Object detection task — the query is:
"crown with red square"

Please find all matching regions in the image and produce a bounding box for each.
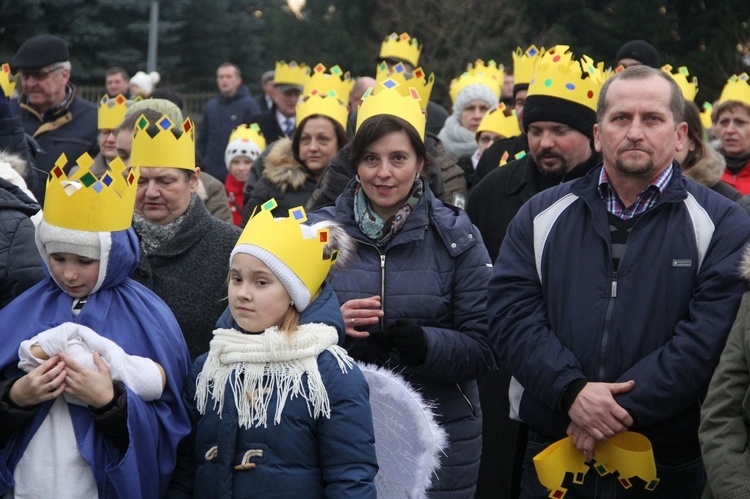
[130,113,195,170]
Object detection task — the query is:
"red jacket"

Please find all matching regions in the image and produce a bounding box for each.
[224,173,245,226]
[720,160,750,195]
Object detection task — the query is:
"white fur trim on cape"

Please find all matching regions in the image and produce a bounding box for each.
[357,362,448,499]
[195,323,352,429]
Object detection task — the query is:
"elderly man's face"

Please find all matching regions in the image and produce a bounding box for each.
[275,88,300,118]
[135,167,199,225]
[594,75,686,179]
[19,64,69,113]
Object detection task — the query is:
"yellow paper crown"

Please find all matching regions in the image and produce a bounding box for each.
[98,94,141,130]
[527,45,605,112]
[379,32,422,67]
[662,64,698,102]
[375,61,435,111]
[131,114,195,170]
[533,432,659,498]
[476,103,521,139]
[512,45,545,86]
[449,59,504,103]
[719,73,750,107]
[43,153,139,232]
[700,101,714,129]
[1,63,15,98]
[357,84,426,140]
[296,92,349,129]
[303,63,354,104]
[274,60,309,87]
[228,123,266,151]
[238,199,337,298]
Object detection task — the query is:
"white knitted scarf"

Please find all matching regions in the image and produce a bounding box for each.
[195,323,352,429]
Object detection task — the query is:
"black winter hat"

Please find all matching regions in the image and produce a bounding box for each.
[522,94,596,140]
[11,34,69,71]
[615,40,660,68]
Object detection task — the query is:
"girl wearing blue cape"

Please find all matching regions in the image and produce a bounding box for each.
[0,156,191,498]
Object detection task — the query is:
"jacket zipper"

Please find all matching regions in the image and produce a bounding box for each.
[379,254,386,329]
[599,271,618,380]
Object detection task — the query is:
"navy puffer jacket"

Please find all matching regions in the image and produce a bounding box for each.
[309,180,496,498]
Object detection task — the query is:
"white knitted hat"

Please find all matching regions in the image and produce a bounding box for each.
[130,71,161,97]
[225,137,263,170]
[453,83,499,119]
[37,220,101,260]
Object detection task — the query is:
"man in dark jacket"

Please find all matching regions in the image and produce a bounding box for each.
[466,46,600,499]
[0,177,43,309]
[489,65,750,497]
[197,63,260,182]
[10,34,98,205]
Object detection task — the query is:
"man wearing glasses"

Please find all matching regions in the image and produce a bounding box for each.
[10,34,97,204]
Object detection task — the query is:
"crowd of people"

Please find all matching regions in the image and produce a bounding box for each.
[0,28,750,499]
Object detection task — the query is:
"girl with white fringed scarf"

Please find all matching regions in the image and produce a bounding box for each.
[168,199,378,499]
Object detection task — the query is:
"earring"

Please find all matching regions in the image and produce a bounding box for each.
[354,174,361,183]
[290,300,294,307]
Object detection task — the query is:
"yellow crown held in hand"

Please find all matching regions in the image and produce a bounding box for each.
[357,85,426,140]
[379,32,422,67]
[274,61,309,87]
[512,45,545,86]
[449,60,504,103]
[229,123,266,151]
[1,63,15,98]
[476,103,521,139]
[44,153,139,232]
[376,61,435,111]
[98,94,140,130]
[239,199,337,298]
[527,45,605,112]
[303,63,354,104]
[719,73,750,106]
[662,65,698,102]
[131,114,195,170]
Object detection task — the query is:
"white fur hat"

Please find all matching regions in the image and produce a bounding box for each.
[130,71,161,97]
[225,137,263,169]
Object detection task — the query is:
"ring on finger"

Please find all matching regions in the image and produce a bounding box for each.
[351,317,356,326]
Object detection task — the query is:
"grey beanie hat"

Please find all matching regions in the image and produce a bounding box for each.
[38,220,101,260]
[453,84,499,119]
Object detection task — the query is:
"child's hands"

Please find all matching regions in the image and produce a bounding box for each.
[9,356,66,407]
[59,352,115,409]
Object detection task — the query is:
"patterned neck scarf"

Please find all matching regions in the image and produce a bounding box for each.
[354,178,423,247]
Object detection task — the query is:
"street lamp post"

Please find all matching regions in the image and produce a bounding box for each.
[147,0,159,73]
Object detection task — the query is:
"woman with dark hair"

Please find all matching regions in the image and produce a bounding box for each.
[678,101,741,201]
[243,111,347,217]
[308,87,496,498]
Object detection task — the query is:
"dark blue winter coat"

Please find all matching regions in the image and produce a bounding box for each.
[488,164,750,461]
[309,180,496,498]
[168,283,377,498]
[12,89,98,205]
[197,85,261,182]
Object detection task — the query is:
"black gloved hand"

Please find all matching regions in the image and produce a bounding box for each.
[361,329,393,366]
[387,320,427,366]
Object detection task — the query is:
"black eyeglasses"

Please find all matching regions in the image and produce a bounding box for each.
[17,65,64,82]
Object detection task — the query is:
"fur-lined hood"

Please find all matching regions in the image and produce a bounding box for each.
[262,138,310,193]
[684,146,726,188]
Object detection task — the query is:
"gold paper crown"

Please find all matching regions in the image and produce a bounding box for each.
[296,92,349,129]
[527,45,605,112]
[274,60,309,87]
[662,64,698,102]
[98,94,141,130]
[303,63,354,104]
[719,73,750,106]
[476,103,521,139]
[44,153,139,232]
[228,123,266,151]
[357,85,426,140]
[239,199,337,298]
[700,101,714,129]
[379,32,422,67]
[375,61,435,111]
[1,63,15,97]
[131,114,195,170]
[512,45,544,86]
[449,59,504,103]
